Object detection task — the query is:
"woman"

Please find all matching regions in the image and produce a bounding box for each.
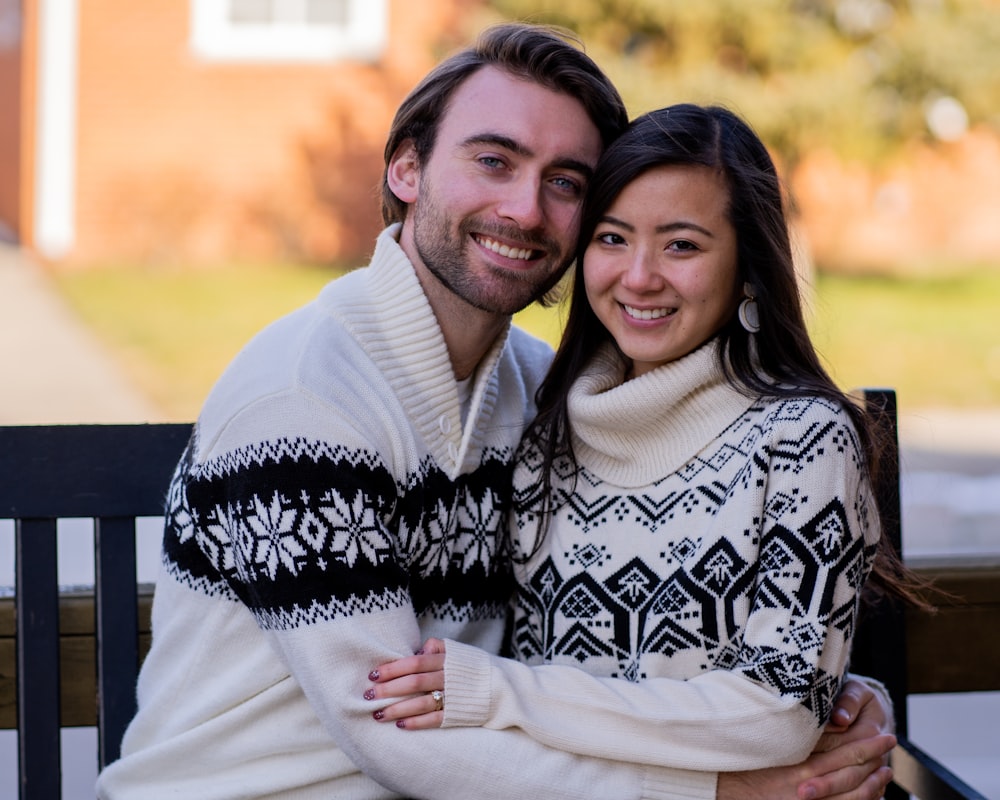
[364,104,909,773]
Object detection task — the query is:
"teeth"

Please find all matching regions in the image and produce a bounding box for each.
[476,235,534,261]
[624,304,672,321]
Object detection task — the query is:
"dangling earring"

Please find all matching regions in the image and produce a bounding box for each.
[738,282,760,333]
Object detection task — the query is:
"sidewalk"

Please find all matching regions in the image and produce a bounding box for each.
[0,244,165,425]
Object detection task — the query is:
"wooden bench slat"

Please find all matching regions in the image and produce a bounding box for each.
[15,518,62,799]
[95,515,141,768]
[857,389,911,732]
[1,589,154,728]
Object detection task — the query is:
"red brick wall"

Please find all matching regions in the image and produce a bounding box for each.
[69,0,476,266]
[793,129,1000,273]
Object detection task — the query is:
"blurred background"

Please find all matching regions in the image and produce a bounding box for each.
[1,0,998,796]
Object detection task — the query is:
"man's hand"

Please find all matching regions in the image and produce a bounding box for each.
[824,677,895,735]
[718,736,894,800]
[719,678,896,800]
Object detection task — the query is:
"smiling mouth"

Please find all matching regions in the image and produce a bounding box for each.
[623,304,676,321]
[473,234,540,261]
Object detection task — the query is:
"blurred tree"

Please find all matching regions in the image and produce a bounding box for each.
[485,0,1000,169]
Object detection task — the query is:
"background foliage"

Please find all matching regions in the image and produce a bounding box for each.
[483,0,1000,168]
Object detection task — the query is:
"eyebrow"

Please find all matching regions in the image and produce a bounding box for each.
[461,133,595,180]
[599,214,715,238]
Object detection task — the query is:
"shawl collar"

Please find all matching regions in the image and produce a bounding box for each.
[326,225,509,474]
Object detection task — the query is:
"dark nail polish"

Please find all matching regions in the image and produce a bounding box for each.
[415,649,425,655]
[373,710,385,720]
[396,720,406,729]
[368,669,380,681]
[363,688,375,701]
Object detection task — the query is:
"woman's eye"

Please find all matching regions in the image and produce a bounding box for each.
[669,240,698,252]
[596,232,625,245]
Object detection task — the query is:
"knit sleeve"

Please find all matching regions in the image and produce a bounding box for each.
[438,398,880,772]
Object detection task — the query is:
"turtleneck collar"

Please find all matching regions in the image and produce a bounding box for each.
[568,339,758,488]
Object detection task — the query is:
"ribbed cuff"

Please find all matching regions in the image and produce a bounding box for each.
[440,639,493,728]
[642,767,717,800]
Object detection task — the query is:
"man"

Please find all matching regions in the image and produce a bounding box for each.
[97,23,893,799]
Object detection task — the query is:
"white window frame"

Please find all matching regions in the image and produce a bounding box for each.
[0,0,22,51]
[190,0,388,63]
[34,0,78,259]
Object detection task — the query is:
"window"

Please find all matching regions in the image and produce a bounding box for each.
[190,0,387,62]
[0,0,22,51]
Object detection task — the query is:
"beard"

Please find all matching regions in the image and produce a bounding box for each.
[410,181,574,316]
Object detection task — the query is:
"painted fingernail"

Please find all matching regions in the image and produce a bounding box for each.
[373,710,385,720]
[415,648,425,655]
[368,669,380,681]
[396,720,406,729]
[363,688,375,701]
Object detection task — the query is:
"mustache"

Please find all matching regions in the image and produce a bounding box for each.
[460,219,559,254]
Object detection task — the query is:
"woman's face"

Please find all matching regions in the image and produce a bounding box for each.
[583,164,740,379]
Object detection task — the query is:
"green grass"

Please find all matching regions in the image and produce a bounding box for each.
[53,264,337,420]
[806,271,1000,409]
[52,264,1000,421]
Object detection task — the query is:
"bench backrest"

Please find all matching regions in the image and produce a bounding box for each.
[0,423,191,799]
[855,390,989,800]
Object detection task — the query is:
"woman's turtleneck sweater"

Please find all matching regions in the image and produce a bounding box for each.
[441,339,880,776]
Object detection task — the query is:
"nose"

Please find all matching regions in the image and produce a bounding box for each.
[620,247,665,292]
[495,174,545,230]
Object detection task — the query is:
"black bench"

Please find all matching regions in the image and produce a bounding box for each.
[851,390,992,800]
[0,391,994,799]
[0,423,191,798]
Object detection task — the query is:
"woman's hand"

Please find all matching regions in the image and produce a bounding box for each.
[364,638,447,729]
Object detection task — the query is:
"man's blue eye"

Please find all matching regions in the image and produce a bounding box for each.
[552,177,581,193]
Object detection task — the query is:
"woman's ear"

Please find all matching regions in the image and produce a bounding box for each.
[386,140,420,205]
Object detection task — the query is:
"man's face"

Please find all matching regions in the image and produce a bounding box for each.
[392,66,604,317]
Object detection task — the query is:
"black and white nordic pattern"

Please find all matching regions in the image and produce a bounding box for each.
[162,436,516,630]
[509,397,875,725]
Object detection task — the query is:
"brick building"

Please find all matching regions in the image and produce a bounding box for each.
[0,0,476,266]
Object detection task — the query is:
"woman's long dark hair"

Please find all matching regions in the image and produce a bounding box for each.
[522,103,924,606]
